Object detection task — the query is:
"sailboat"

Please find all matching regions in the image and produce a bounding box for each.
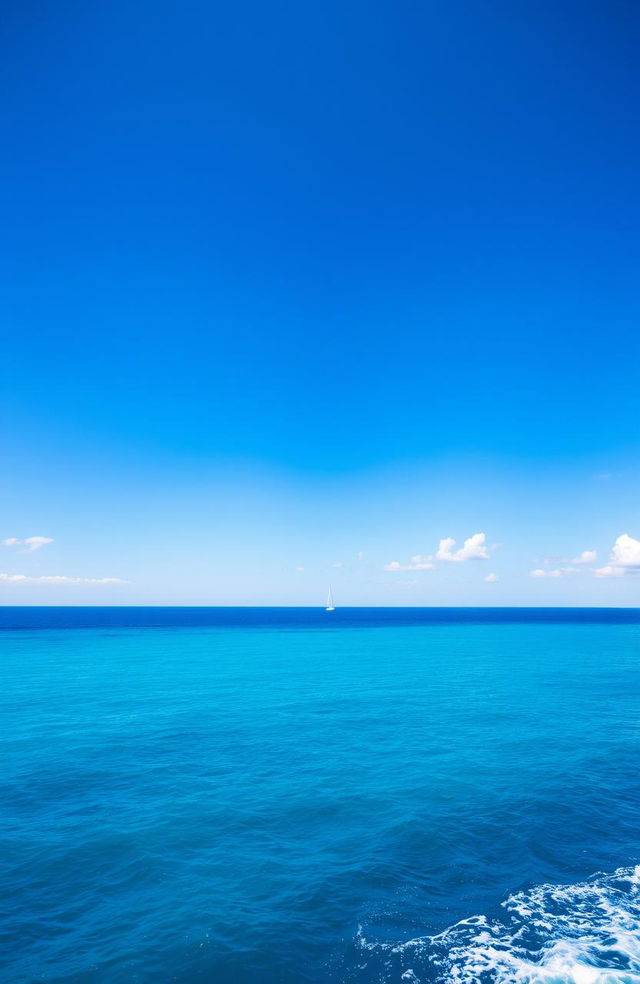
[325,586,335,612]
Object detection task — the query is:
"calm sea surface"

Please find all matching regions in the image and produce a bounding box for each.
[2,607,640,983]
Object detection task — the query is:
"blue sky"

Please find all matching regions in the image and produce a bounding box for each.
[1,0,639,604]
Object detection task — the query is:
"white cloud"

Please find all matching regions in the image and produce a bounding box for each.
[384,554,435,572]
[530,565,581,578]
[410,554,434,569]
[436,533,489,562]
[3,536,54,551]
[331,562,345,568]
[571,550,597,564]
[0,573,127,584]
[295,566,305,572]
[592,565,625,579]
[357,551,364,563]
[593,533,640,578]
[24,536,54,551]
[484,573,500,583]
[609,533,640,569]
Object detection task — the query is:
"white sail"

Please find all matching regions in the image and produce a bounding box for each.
[325,586,335,611]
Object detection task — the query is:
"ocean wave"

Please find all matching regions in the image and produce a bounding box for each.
[355,865,640,983]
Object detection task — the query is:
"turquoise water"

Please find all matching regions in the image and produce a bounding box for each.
[2,608,640,983]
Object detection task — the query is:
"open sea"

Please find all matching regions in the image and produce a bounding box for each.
[2,606,640,984]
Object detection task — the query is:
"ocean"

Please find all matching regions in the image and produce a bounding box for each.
[2,607,639,983]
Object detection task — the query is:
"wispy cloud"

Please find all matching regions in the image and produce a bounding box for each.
[0,573,127,584]
[571,550,597,564]
[24,536,54,552]
[484,572,500,583]
[294,566,305,572]
[436,533,489,562]
[592,565,626,579]
[384,554,435,572]
[529,568,575,579]
[2,536,54,552]
[593,533,640,578]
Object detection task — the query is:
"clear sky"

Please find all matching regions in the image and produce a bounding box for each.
[1,0,639,605]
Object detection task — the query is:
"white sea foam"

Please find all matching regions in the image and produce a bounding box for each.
[355,865,640,983]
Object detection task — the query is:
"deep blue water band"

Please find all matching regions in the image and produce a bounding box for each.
[1,605,639,631]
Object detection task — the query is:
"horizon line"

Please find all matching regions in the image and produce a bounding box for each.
[0,604,638,611]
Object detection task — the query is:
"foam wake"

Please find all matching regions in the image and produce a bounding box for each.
[356,865,640,983]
